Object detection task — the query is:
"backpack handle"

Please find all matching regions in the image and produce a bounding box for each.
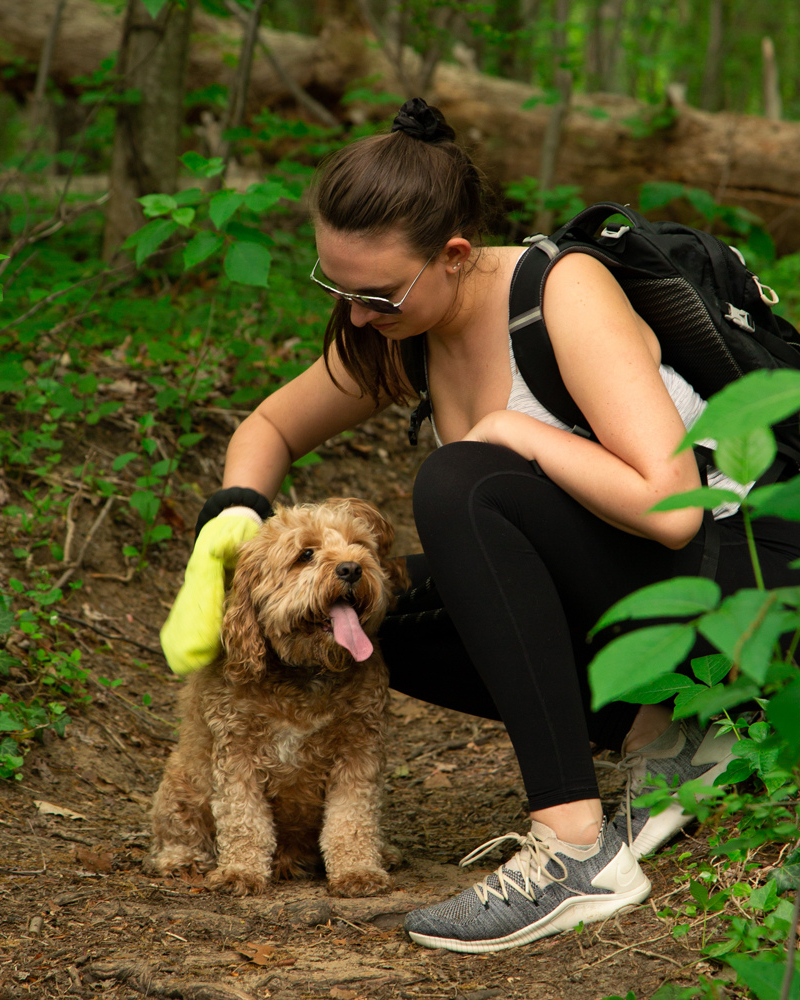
[554,202,652,239]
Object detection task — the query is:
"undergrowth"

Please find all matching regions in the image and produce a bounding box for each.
[1,101,800,1000]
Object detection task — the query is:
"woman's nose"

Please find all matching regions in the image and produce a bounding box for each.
[349,300,381,327]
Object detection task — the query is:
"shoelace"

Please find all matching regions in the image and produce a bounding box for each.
[596,754,646,848]
[459,831,568,906]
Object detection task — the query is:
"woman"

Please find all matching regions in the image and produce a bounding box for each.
[161,98,800,953]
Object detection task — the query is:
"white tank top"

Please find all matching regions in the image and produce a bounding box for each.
[430,339,750,519]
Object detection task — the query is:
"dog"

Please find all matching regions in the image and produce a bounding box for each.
[147,497,408,897]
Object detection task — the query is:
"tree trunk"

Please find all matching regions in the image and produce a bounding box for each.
[535,0,572,233]
[101,0,194,261]
[700,0,724,112]
[762,36,782,121]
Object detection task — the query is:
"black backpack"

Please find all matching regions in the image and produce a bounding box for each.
[401,202,800,468]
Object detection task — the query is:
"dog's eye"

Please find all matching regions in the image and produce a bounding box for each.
[297,548,314,563]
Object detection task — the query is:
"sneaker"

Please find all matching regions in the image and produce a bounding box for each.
[403,819,650,954]
[612,717,737,859]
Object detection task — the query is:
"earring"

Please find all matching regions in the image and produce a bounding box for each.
[453,262,462,271]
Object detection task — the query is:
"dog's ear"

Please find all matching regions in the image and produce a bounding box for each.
[221,548,269,684]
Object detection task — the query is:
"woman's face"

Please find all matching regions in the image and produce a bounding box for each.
[314,223,457,340]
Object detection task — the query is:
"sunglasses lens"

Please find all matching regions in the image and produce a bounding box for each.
[361,297,400,315]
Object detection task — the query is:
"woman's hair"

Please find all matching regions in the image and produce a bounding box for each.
[312,99,488,406]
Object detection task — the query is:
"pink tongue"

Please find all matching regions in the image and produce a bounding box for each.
[329,601,373,662]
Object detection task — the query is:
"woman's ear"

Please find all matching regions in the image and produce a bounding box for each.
[442,237,472,272]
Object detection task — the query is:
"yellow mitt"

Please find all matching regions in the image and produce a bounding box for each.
[160,505,265,675]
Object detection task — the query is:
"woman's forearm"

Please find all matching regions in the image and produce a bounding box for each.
[222,408,294,502]
[464,410,702,549]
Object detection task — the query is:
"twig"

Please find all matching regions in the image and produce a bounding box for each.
[580,929,675,969]
[223,1,338,127]
[53,496,117,592]
[0,196,109,280]
[781,883,800,1000]
[56,611,163,658]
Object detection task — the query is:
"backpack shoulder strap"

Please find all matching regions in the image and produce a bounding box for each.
[399,334,431,446]
[509,239,592,436]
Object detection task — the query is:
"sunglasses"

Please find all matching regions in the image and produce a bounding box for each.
[309,253,436,315]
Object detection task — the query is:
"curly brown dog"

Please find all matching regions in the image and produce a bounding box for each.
[147,498,408,897]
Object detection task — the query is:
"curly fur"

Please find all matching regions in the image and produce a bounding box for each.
[147,498,408,897]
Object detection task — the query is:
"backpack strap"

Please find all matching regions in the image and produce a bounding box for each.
[509,240,593,437]
[400,334,431,446]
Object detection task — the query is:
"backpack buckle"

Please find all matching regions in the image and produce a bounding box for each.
[600,225,631,239]
[724,303,756,333]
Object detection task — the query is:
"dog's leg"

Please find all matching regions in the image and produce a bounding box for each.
[204,750,276,896]
[147,752,216,877]
[320,756,392,898]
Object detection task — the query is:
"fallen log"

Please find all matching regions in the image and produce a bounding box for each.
[2,0,799,252]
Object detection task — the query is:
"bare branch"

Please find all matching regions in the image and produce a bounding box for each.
[223,0,338,127]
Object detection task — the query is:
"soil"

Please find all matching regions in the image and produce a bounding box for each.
[0,401,737,1000]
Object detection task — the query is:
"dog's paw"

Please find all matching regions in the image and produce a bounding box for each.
[381,842,403,870]
[205,866,271,896]
[144,848,214,878]
[328,868,393,898]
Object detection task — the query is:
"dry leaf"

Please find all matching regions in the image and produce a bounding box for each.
[330,989,358,1000]
[76,847,114,872]
[237,942,276,966]
[422,771,452,789]
[34,800,86,820]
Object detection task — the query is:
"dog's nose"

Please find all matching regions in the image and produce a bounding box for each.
[335,561,362,584]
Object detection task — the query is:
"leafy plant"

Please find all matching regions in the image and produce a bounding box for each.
[592,369,800,999]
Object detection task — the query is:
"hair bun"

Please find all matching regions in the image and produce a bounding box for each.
[390,97,454,143]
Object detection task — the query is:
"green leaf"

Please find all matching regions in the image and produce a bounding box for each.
[225,222,274,248]
[590,577,720,638]
[183,231,224,270]
[680,370,800,450]
[691,653,732,686]
[589,624,696,710]
[112,452,138,471]
[141,0,169,15]
[139,193,178,218]
[293,451,322,467]
[223,242,271,288]
[689,878,709,909]
[650,487,743,512]
[767,677,800,760]
[171,207,195,227]
[639,181,688,213]
[244,181,287,213]
[686,187,717,222]
[713,427,776,486]
[173,187,205,206]
[209,190,245,230]
[750,475,800,521]
[180,151,225,178]
[622,672,698,704]
[673,676,761,722]
[727,953,800,1000]
[129,490,160,524]
[698,590,795,684]
[123,219,178,267]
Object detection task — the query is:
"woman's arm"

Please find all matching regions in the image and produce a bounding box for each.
[223,349,390,502]
[464,253,703,549]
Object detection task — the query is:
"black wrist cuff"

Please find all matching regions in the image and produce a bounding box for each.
[194,487,274,539]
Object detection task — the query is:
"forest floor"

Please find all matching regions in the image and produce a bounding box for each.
[0,400,752,1000]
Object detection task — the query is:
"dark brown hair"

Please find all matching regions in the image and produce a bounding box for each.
[312,103,488,405]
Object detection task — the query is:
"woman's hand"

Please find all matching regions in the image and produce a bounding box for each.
[462,410,541,461]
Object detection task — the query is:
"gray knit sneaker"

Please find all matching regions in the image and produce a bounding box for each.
[403,819,650,954]
[612,717,738,859]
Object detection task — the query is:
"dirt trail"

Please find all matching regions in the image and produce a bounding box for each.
[1,405,717,1000]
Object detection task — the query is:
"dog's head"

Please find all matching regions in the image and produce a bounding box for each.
[221,498,409,682]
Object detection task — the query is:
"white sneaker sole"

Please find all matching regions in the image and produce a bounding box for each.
[630,755,735,859]
[406,874,652,954]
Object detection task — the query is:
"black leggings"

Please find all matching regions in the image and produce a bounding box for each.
[379,442,800,811]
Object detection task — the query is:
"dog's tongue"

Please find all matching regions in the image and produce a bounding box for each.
[329,601,373,662]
